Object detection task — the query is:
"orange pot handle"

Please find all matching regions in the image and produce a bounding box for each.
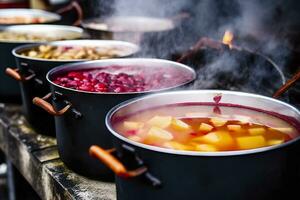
[5,67,35,82]
[32,93,71,116]
[89,145,147,178]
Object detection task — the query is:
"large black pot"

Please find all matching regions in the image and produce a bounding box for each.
[33,59,196,180]
[6,40,139,136]
[0,24,83,103]
[90,90,300,200]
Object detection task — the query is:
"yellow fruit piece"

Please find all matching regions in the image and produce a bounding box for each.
[236,135,266,150]
[163,141,193,151]
[269,127,294,134]
[227,125,242,131]
[248,128,265,135]
[171,118,191,131]
[123,121,144,130]
[199,123,214,132]
[147,116,172,128]
[192,131,234,149]
[267,139,284,146]
[128,135,143,142]
[234,115,251,124]
[210,118,227,127]
[195,144,218,152]
[147,127,174,141]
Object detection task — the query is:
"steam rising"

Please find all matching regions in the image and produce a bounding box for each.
[96,0,291,96]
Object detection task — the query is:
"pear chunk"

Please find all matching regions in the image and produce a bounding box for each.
[248,128,265,135]
[171,118,191,131]
[123,121,144,130]
[210,118,227,127]
[147,127,174,141]
[147,116,172,128]
[192,131,234,149]
[227,125,242,131]
[195,144,218,152]
[199,123,214,132]
[236,135,266,150]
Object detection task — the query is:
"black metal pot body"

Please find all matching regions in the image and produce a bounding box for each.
[15,56,72,136]
[0,40,28,103]
[46,59,195,180]
[104,90,300,200]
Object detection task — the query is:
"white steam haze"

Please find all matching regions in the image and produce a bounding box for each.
[95,0,293,96]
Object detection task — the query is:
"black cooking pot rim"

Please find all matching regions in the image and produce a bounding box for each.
[12,40,140,62]
[46,58,196,95]
[105,90,300,157]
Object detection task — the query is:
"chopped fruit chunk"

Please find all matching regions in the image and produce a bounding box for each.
[193,131,234,149]
[123,121,144,130]
[227,125,242,131]
[210,118,227,127]
[128,136,142,142]
[171,118,191,131]
[269,127,294,134]
[267,139,284,146]
[195,144,218,152]
[185,112,207,118]
[248,128,265,135]
[163,141,193,150]
[147,116,172,128]
[234,115,251,124]
[199,123,214,132]
[147,127,173,141]
[236,136,266,150]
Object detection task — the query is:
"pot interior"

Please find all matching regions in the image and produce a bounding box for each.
[47,58,196,94]
[0,8,61,24]
[0,25,83,43]
[107,90,300,155]
[14,40,139,61]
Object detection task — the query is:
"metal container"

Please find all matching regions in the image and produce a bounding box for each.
[0,24,83,103]
[90,90,300,200]
[6,40,138,136]
[34,59,196,179]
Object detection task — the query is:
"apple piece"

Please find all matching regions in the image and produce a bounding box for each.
[147,116,172,128]
[195,144,218,152]
[192,131,234,149]
[147,127,174,141]
[269,127,294,134]
[123,121,144,130]
[227,125,242,131]
[236,135,266,150]
[267,139,285,146]
[248,128,265,135]
[128,135,143,142]
[199,123,214,132]
[163,141,193,151]
[210,117,227,127]
[171,118,191,131]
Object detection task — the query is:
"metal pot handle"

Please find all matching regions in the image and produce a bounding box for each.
[89,145,148,178]
[5,67,35,82]
[56,1,83,26]
[33,93,71,116]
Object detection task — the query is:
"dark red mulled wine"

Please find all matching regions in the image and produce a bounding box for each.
[52,65,193,93]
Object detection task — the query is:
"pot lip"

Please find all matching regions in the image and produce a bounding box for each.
[82,15,175,33]
[105,90,300,157]
[46,58,196,95]
[0,25,83,44]
[12,39,140,62]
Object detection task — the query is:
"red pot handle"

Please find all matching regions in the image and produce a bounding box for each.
[89,145,148,178]
[56,1,83,26]
[33,93,71,116]
[5,67,35,82]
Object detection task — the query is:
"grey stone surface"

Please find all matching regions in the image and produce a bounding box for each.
[0,105,116,200]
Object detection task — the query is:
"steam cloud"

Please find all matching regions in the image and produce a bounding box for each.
[98,0,292,96]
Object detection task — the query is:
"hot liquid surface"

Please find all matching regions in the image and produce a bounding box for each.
[113,104,299,152]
